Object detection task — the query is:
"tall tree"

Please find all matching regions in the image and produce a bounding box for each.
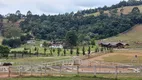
[65,31,78,47]
[76,47,79,56]
[82,46,85,55]
[27,11,32,16]
[29,49,32,57]
[57,48,61,56]
[44,48,47,55]
[88,46,91,57]
[63,48,66,56]
[16,10,21,15]
[70,48,73,56]
[50,49,53,56]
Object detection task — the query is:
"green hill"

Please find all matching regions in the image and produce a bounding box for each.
[102,25,142,48]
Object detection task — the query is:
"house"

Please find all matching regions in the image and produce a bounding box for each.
[99,42,129,48]
[49,44,63,49]
[48,41,64,49]
[40,44,43,47]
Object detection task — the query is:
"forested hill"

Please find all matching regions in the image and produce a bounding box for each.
[1,0,142,47]
[19,0,142,40]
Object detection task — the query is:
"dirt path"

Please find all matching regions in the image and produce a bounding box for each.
[0,74,18,78]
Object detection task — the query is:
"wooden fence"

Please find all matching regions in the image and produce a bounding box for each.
[0,65,142,79]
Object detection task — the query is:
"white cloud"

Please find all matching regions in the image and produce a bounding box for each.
[0,0,123,15]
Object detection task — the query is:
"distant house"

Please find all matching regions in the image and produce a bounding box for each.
[27,40,35,44]
[99,42,129,48]
[40,44,43,47]
[49,44,63,49]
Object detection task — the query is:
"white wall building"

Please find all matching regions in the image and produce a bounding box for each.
[49,44,63,49]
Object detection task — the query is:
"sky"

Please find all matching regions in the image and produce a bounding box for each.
[0,0,124,15]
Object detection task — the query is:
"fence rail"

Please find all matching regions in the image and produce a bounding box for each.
[0,65,142,78]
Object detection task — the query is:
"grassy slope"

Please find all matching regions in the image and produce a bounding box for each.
[0,19,24,45]
[87,5,142,16]
[102,25,142,48]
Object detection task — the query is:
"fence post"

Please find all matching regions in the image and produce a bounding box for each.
[31,65,33,76]
[60,65,62,77]
[115,66,118,80]
[94,65,96,77]
[22,53,24,58]
[19,66,22,76]
[8,66,11,77]
[40,66,42,76]
[45,65,47,76]
[77,65,79,75]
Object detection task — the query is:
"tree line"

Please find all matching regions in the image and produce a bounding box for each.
[78,0,142,15]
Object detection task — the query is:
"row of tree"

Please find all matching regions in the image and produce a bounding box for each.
[9,45,113,59]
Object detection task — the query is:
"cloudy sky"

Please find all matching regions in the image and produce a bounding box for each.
[0,0,124,15]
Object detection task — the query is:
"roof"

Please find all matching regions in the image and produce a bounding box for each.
[99,42,128,46]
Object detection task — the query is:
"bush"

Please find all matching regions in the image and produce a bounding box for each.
[2,38,21,48]
[0,45,10,57]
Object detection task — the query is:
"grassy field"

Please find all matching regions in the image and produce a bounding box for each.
[86,5,142,16]
[0,56,71,64]
[101,25,142,48]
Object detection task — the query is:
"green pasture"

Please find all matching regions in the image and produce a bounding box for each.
[0,56,71,64]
